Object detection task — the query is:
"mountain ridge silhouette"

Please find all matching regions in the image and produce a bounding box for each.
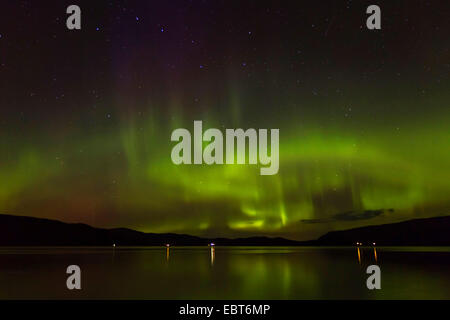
[1,213,449,246]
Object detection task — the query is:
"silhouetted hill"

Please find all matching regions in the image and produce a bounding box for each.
[1,214,450,246]
[0,214,301,246]
[316,215,450,246]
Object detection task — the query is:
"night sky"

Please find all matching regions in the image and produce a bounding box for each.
[0,1,449,240]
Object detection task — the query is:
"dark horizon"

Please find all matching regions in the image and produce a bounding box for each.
[1,213,450,246]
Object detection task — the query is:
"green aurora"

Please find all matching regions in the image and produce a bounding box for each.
[1,84,449,240]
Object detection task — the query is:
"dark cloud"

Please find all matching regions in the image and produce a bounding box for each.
[300,209,392,224]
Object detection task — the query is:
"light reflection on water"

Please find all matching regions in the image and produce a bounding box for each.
[0,246,449,299]
[210,247,215,266]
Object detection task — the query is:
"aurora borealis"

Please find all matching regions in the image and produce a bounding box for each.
[0,1,449,240]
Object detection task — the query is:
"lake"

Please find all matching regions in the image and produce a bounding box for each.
[0,246,449,299]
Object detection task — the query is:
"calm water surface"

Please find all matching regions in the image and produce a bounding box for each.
[0,246,449,299]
